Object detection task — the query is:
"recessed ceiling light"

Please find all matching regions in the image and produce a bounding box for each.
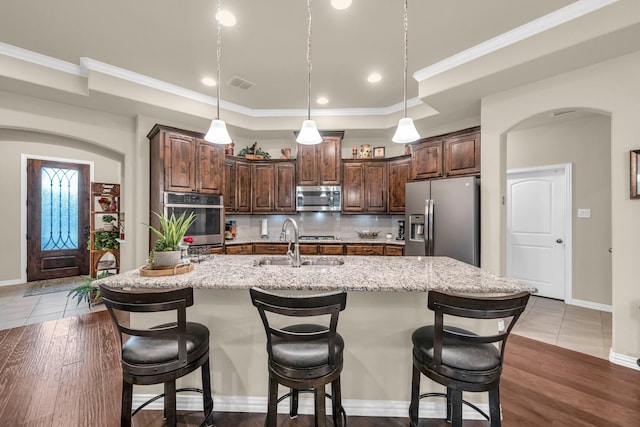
[331,0,352,10]
[201,77,217,87]
[316,96,329,105]
[216,10,236,27]
[367,73,382,83]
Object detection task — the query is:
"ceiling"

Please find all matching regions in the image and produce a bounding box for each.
[1,0,639,135]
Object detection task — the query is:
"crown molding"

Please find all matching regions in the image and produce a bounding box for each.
[0,41,84,76]
[413,0,620,82]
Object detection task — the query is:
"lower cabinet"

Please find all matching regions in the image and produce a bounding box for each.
[225,244,253,255]
[345,244,385,256]
[385,245,404,256]
[254,243,288,255]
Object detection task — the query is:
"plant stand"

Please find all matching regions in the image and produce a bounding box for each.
[90,183,121,278]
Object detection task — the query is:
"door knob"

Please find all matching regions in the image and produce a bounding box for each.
[556,239,563,244]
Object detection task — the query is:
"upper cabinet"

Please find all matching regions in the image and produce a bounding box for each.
[251,160,296,214]
[224,157,251,214]
[296,131,344,186]
[342,160,388,213]
[410,127,480,180]
[443,129,480,177]
[388,155,412,213]
[148,124,224,195]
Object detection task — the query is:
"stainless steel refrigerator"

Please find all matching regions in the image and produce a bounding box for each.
[405,177,480,266]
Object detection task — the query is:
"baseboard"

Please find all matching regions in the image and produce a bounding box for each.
[609,348,640,370]
[0,278,25,287]
[565,298,612,313]
[132,394,490,419]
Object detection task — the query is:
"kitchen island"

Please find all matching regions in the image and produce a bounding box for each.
[96,256,535,418]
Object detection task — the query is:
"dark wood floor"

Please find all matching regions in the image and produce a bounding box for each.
[1,311,639,426]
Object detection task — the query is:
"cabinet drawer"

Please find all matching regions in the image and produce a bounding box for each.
[225,244,253,255]
[345,244,385,256]
[254,243,288,255]
[319,244,344,255]
[300,244,319,255]
[210,246,224,254]
[385,245,404,256]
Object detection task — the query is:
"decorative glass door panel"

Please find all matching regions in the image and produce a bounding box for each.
[41,167,79,251]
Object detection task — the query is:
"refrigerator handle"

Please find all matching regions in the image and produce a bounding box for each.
[427,199,434,256]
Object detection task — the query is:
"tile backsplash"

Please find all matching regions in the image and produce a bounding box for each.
[226,213,404,241]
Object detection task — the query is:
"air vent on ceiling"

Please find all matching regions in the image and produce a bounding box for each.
[228,76,255,90]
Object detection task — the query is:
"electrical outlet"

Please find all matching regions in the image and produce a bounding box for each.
[577,208,591,218]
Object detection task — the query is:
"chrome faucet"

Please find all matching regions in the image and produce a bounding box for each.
[280,218,301,267]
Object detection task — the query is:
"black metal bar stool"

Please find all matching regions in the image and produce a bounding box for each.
[409,290,530,427]
[99,284,214,427]
[250,287,348,427]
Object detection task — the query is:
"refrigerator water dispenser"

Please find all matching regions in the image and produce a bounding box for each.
[409,214,425,241]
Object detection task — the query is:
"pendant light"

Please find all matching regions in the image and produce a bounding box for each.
[296,0,323,145]
[204,0,232,145]
[392,0,420,143]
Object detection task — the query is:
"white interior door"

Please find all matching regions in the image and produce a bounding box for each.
[507,165,570,300]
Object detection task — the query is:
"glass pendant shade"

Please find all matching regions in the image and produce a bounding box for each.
[296,119,323,145]
[392,117,420,143]
[204,119,232,145]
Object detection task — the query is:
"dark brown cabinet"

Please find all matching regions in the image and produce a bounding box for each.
[225,244,253,254]
[345,244,385,256]
[148,125,224,195]
[342,160,388,213]
[253,243,288,255]
[296,132,343,186]
[251,160,296,213]
[385,245,404,256]
[388,156,412,213]
[443,130,480,177]
[224,157,251,213]
[410,127,480,181]
[412,139,443,180]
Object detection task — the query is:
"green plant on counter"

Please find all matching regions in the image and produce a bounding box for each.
[94,231,120,250]
[146,211,197,252]
[238,141,271,159]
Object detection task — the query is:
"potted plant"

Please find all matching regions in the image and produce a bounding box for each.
[67,273,110,307]
[94,231,120,250]
[145,211,197,268]
[101,214,117,231]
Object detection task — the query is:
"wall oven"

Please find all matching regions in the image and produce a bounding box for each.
[163,192,224,246]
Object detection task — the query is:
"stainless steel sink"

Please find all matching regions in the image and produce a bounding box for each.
[301,258,344,266]
[255,257,344,267]
[255,257,296,266]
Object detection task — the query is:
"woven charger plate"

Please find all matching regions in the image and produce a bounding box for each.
[139,263,194,277]
[356,231,380,239]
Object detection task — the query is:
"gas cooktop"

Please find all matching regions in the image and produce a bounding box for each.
[299,235,337,241]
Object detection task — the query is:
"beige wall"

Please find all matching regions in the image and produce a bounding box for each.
[506,114,612,305]
[481,51,640,358]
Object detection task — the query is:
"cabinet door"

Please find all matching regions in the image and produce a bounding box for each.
[388,157,411,213]
[300,244,319,255]
[254,243,288,254]
[196,138,224,194]
[274,162,296,212]
[297,144,318,185]
[412,140,443,180]
[165,132,196,192]
[385,245,404,256]
[235,160,251,213]
[342,162,365,212]
[365,162,387,212]
[251,163,274,212]
[319,244,344,255]
[345,244,385,255]
[444,131,480,176]
[318,136,341,185]
[225,244,253,254]
[223,158,236,212]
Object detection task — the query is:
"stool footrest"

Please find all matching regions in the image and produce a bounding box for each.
[276,389,348,425]
[131,388,214,427]
[418,392,490,421]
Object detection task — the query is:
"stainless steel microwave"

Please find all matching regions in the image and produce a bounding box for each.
[296,185,342,212]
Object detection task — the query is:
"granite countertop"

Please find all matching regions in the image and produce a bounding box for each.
[96,255,536,294]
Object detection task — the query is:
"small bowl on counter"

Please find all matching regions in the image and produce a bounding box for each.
[356,230,380,239]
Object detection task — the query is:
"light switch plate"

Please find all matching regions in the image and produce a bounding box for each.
[577,208,591,218]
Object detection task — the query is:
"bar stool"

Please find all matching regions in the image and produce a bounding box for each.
[99,285,214,427]
[409,290,530,427]
[250,287,348,427]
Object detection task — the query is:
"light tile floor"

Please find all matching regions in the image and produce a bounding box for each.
[0,284,612,360]
[0,283,106,330]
